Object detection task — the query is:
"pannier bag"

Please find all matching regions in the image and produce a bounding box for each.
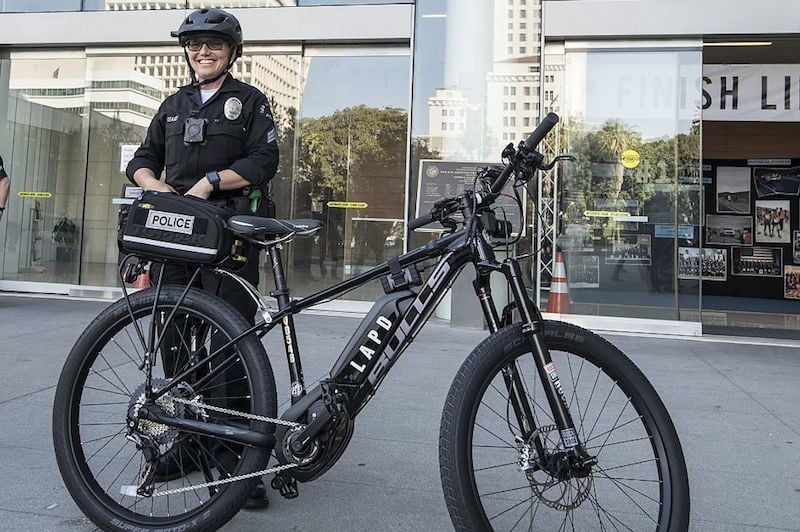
[119,190,235,265]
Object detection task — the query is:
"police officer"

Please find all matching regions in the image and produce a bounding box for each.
[125,7,277,509]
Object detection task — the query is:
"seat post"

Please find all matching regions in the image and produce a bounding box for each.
[267,243,291,311]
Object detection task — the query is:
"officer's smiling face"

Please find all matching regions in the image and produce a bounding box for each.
[187,36,232,82]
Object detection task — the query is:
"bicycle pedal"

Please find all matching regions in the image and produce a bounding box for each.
[270,474,299,499]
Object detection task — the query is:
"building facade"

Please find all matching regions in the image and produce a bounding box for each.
[0,0,798,337]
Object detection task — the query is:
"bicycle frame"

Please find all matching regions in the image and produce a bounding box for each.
[126,216,585,467]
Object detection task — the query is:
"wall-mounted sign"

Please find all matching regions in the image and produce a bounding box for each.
[417,160,524,233]
[119,143,139,173]
[17,191,52,198]
[748,158,791,166]
[583,210,629,218]
[655,224,695,240]
[704,64,800,122]
[621,149,640,169]
[327,201,368,209]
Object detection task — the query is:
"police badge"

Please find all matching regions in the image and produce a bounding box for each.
[224,97,242,120]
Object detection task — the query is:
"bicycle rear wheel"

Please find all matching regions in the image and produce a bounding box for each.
[440,321,689,531]
[53,287,276,532]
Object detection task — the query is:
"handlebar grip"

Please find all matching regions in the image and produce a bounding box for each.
[524,112,559,150]
[408,213,434,231]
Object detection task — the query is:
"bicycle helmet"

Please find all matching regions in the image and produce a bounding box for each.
[171,8,243,86]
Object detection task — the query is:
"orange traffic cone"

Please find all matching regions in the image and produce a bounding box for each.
[546,251,570,314]
[132,265,151,289]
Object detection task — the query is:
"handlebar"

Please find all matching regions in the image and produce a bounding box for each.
[489,112,559,194]
[524,112,559,151]
[408,212,434,231]
[409,112,561,231]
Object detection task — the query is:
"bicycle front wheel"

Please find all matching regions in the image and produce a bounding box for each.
[440,321,689,531]
[53,287,277,532]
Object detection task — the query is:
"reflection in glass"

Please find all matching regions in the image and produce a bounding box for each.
[0,0,82,12]
[90,1,297,11]
[410,0,544,296]
[81,48,301,288]
[557,48,702,321]
[289,54,410,300]
[0,54,90,284]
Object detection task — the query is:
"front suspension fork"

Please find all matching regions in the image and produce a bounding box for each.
[474,258,585,456]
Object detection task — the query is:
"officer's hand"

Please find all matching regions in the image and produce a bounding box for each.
[148,181,178,194]
[185,178,213,200]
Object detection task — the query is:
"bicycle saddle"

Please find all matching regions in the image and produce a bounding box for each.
[228,216,324,239]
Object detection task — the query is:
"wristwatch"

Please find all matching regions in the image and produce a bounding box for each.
[205,171,221,193]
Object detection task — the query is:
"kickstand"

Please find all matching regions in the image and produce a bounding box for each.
[270,473,299,499]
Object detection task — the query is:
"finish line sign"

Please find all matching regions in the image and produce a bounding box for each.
[704,64,800,122]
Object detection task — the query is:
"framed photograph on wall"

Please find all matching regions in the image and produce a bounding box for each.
[706,215,752,245]
[754,200,791,244]
[606,234,651,265]
[732,247,782,277]
[701,248,727,281]
[784,266,800,300]
[716,166,751,214]
[677,247,700,279]
[678,247,727,281]
[794,231,800,263]
[567,255,600,288]
[753,166,800,197]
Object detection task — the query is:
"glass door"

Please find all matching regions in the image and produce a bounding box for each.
[549,40,703,323]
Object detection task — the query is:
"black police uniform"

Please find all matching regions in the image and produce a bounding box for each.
[126,73,278,323]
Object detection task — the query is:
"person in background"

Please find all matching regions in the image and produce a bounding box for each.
[0,155,10,222]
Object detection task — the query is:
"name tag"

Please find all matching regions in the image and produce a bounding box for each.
[145,210,195,235]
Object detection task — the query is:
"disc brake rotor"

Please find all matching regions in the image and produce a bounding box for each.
[522,424,592,511]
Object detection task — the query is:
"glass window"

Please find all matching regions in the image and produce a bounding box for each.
[289,53,410,300]
[1,0,81,12]
[554,44,702,321]
[520,9,526,17]
[520,47,526,54]
[411,0,542,282]
[0,53,90,284]
[298,0,412,4]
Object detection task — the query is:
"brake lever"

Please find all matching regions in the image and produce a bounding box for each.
[539,154,577,171]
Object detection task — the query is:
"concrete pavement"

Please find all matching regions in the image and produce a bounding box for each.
[0,293,798,531]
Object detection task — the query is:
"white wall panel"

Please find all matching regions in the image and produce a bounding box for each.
[0,5,412,47]
[544,0,800,39]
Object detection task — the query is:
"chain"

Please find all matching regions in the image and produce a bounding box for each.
[151,462,299,497]
[127,397,305,498]
[171,396,304,428]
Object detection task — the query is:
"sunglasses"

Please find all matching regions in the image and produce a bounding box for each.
[185,38,226,52]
